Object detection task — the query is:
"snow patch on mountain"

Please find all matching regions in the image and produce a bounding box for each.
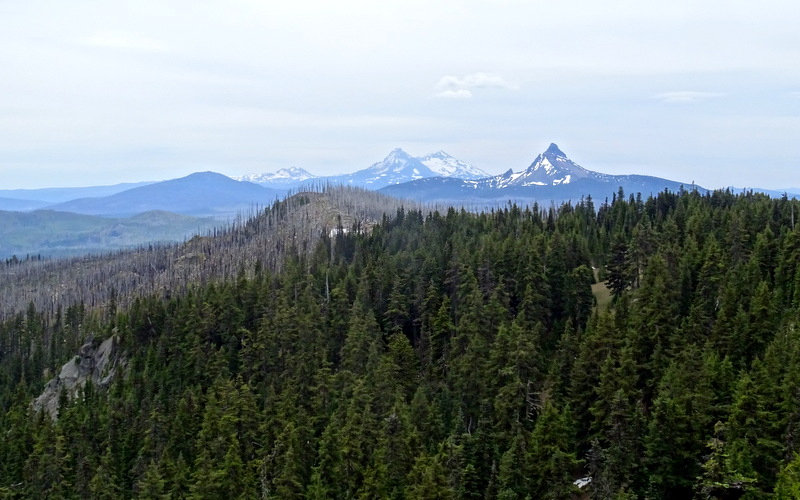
[483,143,606,188]
[237,149,490,191]
[236,167,316,187]
[327,148,439,189]
[419,151,490,180]
[328,148,490,188]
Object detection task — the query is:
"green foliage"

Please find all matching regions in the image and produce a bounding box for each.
[529,402,580,499]
[695,422,757,499]
[775,453,800,499]
[1,189,799,497]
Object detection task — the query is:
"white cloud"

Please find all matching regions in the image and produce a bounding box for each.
[655,91,723,103]
[435,72,518,98]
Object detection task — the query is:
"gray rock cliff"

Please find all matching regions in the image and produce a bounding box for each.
[33,335,123,418]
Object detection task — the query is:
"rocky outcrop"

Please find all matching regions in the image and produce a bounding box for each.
[33,335,122,418]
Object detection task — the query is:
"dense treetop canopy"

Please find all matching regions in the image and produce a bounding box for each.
[1,187,800,498]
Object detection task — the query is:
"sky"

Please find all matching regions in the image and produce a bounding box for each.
[1,0,799,190]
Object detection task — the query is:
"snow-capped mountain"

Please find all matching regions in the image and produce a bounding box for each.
[234,149,488,191]
[419,151,490,180]
[325,148,439,189]
[236,167,317,187]
[324,148,490,189]
[483,143,603,189]
[380,143,703,205]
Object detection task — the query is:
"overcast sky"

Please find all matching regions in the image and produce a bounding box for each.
[2,0,799,190]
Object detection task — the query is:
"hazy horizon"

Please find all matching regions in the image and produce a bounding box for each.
[2,145,799,194]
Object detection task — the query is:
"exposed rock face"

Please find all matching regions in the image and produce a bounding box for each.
[33,335,122,418]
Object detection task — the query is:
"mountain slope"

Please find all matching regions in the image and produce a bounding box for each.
[0,186,419,316]
[418,151,490,180]
[48,172,281,217]
[483,143,599,188]
[324,148,439,189]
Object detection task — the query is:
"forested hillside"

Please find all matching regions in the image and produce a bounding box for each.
[2,187,800,498]
[0,186,417,317]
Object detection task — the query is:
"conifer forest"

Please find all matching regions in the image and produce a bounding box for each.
[3,187,800,499]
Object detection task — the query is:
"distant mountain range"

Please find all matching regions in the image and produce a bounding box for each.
[0,181,155,204]
[237,149,490,190]
[379,144,705,205]
[231,144,717,205]
[2,143,798,259]
[47,172,281,217]
[2,144,798,221]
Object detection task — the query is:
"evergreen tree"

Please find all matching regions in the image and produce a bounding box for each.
[405,450,456,499]
[529,401,580,499]
[497,427,531,499]
[775,453,800,499]
[136,459,170,500]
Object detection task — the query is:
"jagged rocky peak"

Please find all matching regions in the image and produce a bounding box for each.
[526,143,590,178]
[489,142,596,188]
[544,143,567,158]
[369,148,424,173]
[382,148,415,164]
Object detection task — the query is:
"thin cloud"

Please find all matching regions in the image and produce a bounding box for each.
[79,32,168,52]
[655,91,723,103]
[435,72,518,98]
[437,89,473,99]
